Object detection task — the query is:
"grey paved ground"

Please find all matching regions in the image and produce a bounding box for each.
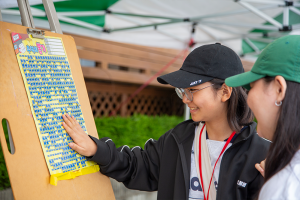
[0,179,157,200]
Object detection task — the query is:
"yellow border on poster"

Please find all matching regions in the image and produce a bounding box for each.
[50,165,100,186]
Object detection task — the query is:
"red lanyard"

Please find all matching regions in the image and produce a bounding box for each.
[198,124,236,200]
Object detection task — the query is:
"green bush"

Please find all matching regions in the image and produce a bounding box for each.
[0,120,11,190]
[0,115,184,190]
[95,114,184,148]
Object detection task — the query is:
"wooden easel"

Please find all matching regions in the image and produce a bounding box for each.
[0,20,115,200]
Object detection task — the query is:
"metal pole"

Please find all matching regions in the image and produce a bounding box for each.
[197,25,219,40]
[293,24,300,30]
[201,21,278,31]
[25,0,35,27]
[56,11,106,17]
[184,104,190,121]
[238,1,282,29]
[0,7,2,21]
[240,0,300,7]
[190,5,277,21]
[156,29,186,43]
[17,0,35,27]
[111,13,186,43]
[244,37,260,53]
[42,0,63,34]
[109,11,181,21]
[58,15,102,31]
[290,7,300,17]
[106,20,183,32]
[184,43,191,121]
[194,36,243,45]
[239,0,286,5]
[247,36,274,43]
[283,7,289,26]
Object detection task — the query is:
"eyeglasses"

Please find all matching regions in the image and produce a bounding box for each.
[175,84,214,102]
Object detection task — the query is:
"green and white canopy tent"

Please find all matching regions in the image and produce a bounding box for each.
[1,0,299,119]
[1,0,300,59]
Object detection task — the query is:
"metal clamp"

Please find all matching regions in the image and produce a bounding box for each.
[27,28,45,39]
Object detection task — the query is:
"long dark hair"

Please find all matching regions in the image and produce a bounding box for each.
[264,76,300,181]
[210,78,254,132]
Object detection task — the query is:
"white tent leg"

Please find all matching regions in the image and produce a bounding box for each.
[0,7,2,21]
[283,7,289,26]
[17,0,35,27]
[42,0,62,34]
[184,104,190,121]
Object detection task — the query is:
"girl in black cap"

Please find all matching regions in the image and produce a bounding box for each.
[62,44,269,200]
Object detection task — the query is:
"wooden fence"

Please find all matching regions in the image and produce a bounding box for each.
[68,34,254,117]
[68,34,186,117]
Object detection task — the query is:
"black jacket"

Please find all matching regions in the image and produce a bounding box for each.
[88,120,270,200]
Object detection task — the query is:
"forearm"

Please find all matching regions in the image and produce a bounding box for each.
[86,135,165,191]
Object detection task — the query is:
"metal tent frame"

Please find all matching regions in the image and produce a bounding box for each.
[1,0,62,33]
[1,0,300,55]
[1,0,299,120]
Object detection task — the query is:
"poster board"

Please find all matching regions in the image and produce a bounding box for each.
[11,31,100,186]
[0,21,115,200]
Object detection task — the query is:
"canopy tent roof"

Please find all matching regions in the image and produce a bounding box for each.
[1,0,300,58]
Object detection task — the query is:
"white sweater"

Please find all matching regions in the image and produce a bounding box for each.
[259,150,300,200]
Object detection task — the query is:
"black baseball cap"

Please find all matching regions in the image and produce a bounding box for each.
[157,43,244,88]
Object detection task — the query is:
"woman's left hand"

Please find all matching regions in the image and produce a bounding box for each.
[255,159,266,177]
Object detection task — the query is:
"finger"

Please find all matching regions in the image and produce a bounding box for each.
[255,163,264,172]
[72,116,80,125]
[66,113,76,125]
[69,142,86,156]
[255,163,265,177]
[62,114,74,128]
[71,115,81,130]
[261,160,265,169]
[63,122,77,138]
[73,116,85,133]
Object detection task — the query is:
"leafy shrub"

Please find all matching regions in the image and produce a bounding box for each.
[0,120,11,190]
[95,114,183,148]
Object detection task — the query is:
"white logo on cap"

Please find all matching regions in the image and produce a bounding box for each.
[190,80,202,86]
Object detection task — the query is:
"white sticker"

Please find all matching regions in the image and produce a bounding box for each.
[237,180,247,187]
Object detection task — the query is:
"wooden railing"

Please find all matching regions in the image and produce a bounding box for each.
[69,34,186,87]
[67,34,254,117]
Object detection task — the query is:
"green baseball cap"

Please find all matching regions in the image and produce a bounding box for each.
[225,35,300,90]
